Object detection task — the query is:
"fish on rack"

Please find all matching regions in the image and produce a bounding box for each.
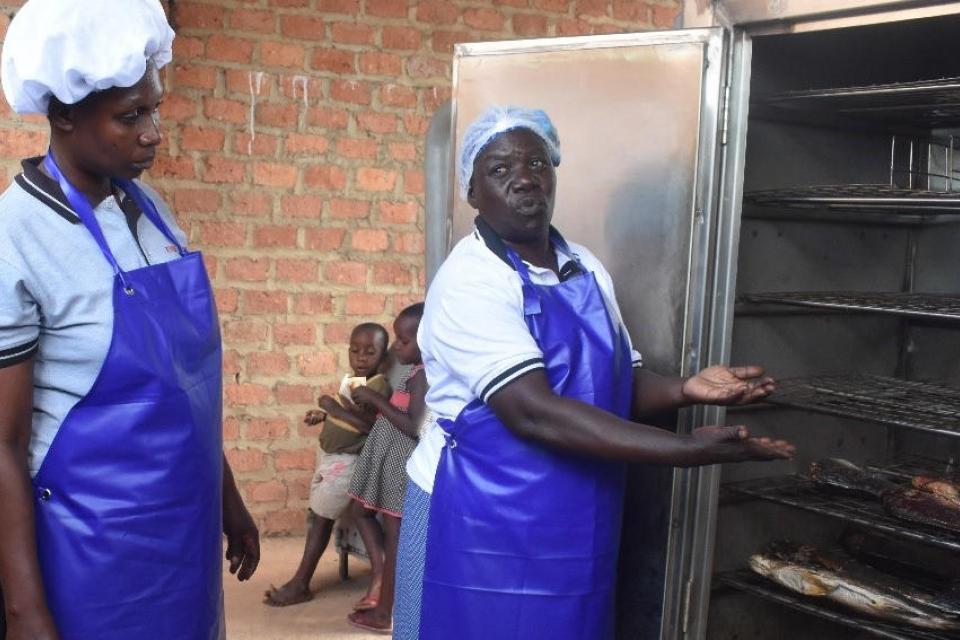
[749,541,960,631]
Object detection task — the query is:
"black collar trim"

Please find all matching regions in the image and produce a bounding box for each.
[473,216,583,281]
[16,157,79,224]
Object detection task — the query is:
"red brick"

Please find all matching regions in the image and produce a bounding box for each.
[392,293,424,314]
[260,508,309,535]
[416,0,458,24]
[556,18,593,35]
[253,162,298,188]
[422,85,451,112]
[304,165,348,191]
[248,351,291,375]
[318,0,359,13]
[373,261,413,285]
[275,447,317,471]
[223,417,241,440]
[294,292,335,314]
[366,0,408,17]
[148,155,196,180]
[161,95,198,121]
[243,290,289,314]
[431,30,474,54]
[351,229,390,251]
[206,35,255,63]
[330,22,375,45]
[652,4,679,27]
[172,64,217,90]
[356,168,397,192]
[215,288,239,313]
[382,26,421,50]
[297,351,337,376]
[513,13,548,35]
[281,195,324,219]
[247,479,287,503]
[274,323,317,345]
[246,418,290,440]
[404,169,425,194]
[612,0,647,20]
[180,125,225,152]
[176,190,223,214]
[331,80,372,105]
[495,0,528,6]
[230,8,277,33]
[325,261,368,285]
[307,107,351,129]
[230,191,274,217]
[225,384,272,407]
[234,132,279,156]
[280,76,324,103]
[203,255,219,280]
[254,225,298,248]
[387,142,416,161]
[406,55,449,79]
[329,198,371,219]
[322,322,353,345]
[203,97,248,124]
[223,350,243,376]
[261,41,306,68]
[277,258,320,282]
[346,292,387,315]
[279,15,326,40]
[359,52,403,76]
[311,48,356,74]
[225,258,270,282]
[464,7,505,30]
[275,384,315,404]
[203,157,246,184]
[301,230,343,253]
[256,103,299,128]
[336,138,378,160]
[178,3,226,29]
[174,36,205,59]
[575,0,608,16]
[270,0,310,6]
[223,319,270,343]
[378,84,417,108]
[379,200,418,223]
[355,112,397,134]
[285,133,329,155]
[593,23,627,34]
[396,231,426,254]
[534,0,569,9]
[226,447,267,472]
[226,69,274,96]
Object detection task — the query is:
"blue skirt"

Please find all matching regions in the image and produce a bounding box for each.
[393,479,431,639]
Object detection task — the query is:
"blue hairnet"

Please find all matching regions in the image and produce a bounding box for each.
[458,105,561,200]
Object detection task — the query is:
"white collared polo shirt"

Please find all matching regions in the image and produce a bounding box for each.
[407,224,643,494]
[0,158,188,476]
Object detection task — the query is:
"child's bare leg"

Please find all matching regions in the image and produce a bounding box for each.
[352,499,385,605]
[264,510,334,607]
[348,513,400,630]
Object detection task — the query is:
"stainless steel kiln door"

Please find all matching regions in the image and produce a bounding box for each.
[425,27,732,640]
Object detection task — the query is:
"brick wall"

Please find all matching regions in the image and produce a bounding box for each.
[0,0,680,534]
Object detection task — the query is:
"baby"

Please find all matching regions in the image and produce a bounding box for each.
[263,322,390,607]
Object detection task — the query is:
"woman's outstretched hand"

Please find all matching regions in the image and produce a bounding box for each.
[693,425,795,462]
[682,365,775,406]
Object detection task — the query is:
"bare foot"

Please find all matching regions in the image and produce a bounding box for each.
[347,609,392,634]
[263,580,313,607]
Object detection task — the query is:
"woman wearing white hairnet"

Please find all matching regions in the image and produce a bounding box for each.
[392,106,795,639]
[0,1,258,638]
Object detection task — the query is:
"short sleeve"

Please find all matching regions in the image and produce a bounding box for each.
[420,271,544,403]
[0,257,40,367]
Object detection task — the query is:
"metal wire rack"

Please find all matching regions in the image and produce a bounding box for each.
[867,454,960,483]
[738,292,960,321]
[724,474,960,552]
[716,571,960,640]
[756,77,960,127]
[764,374,960,438]
[744,184,960,212]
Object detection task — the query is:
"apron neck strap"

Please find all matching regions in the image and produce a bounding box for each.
[474,216,585,287]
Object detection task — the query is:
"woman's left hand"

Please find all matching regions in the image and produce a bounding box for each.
[681,365,775,406]
[223,493,260,581]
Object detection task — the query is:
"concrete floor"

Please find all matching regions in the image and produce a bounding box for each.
[223,536,383,640]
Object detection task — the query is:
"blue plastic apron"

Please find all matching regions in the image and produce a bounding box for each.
[31,154,224,640]
[419,231,634,640]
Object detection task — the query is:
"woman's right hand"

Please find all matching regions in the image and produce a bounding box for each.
[6,608,60,640]
[692,425,795,462]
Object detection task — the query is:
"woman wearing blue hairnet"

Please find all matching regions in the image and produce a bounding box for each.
[392,106,795,639]
[0,1,258,638]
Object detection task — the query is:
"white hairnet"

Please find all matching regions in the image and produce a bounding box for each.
[458,105,561,200]
[1,0,175,115]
